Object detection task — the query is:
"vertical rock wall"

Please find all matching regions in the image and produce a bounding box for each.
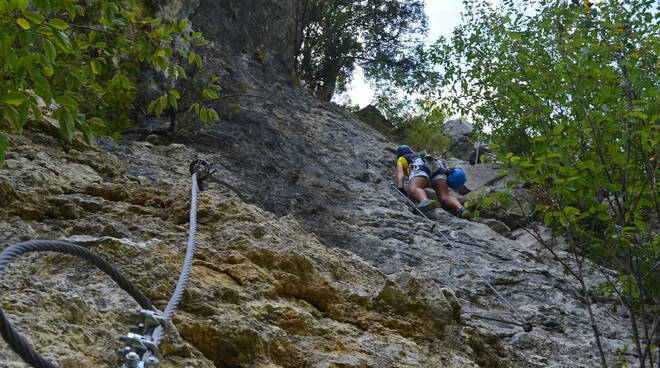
[148,0,297,76]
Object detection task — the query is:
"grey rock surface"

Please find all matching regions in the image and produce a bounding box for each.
[0,126,508,368]
[443,119,475,161]
[117,74,634,366]
[0,0,640,367]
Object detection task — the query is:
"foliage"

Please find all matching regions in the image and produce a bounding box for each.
[0,0,220,164]
[399,117,449,155]
[436,0,659,366]
[293,0,432,101]
[352,97,449,155]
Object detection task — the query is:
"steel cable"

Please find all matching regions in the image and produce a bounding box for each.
[1,163,206,367]
[149,172,199,347]
[386,177,532,332]
[0,240,154,368]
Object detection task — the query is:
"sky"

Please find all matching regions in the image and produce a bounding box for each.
[342,1,467,108]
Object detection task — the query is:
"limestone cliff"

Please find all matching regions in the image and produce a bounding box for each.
[0,125,509,367]
[0,1,637,367]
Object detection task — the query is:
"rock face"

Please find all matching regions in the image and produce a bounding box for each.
[443,119,476,161]
[0,1,639,367]
[149,0,296,74]
[0,127,509,367]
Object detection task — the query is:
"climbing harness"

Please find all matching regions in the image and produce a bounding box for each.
[383,172,533,333]
[0,159,214,368]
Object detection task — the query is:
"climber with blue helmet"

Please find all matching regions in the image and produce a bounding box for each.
[395,144,471,219]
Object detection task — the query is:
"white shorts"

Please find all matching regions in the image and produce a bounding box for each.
[430,171,447,183]
[410,168,430,180]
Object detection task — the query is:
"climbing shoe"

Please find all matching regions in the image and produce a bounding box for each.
[416,199,438,214]
[457,207,471,219]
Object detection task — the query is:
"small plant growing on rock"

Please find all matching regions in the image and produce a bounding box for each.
[254,46,266,64]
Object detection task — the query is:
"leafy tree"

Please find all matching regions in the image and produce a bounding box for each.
[437,1,659,366]
[293,0,430,101]
[0,0,219,164]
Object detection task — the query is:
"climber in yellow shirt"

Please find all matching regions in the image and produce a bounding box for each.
[395,145,470,219]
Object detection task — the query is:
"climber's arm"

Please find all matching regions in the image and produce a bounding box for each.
[396,162,405,188]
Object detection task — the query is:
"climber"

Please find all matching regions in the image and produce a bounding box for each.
[395,144,471,219]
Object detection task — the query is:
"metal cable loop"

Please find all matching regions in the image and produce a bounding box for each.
[0,240,154,367]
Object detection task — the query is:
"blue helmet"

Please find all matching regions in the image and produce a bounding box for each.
[396,145,413,157]
[447,167,467,189]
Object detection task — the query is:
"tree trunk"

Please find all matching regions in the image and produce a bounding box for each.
[575,254,609,368]
[316,58,341,101]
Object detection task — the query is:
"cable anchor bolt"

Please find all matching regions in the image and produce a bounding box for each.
[119,332,161,359]
[189,158,216,190]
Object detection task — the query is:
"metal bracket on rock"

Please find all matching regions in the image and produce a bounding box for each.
[189,158,216,190]
[118,309,167,368]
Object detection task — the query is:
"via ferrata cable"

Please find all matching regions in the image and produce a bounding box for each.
[384,173,532,332]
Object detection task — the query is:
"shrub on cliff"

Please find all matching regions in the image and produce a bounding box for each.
[436,1,659,366]
[0,0,220,164]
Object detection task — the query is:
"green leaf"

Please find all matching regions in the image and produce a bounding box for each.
[17,100,29,129]
[30,100,41,121]
[65,3,76,21]
[88,117,105,129]
[634,219,647,232]
[155,95,167,116]
[11,0,28,11]
[175,65,187,79]
[42,39,56,62]
[168,94,178,109]
[203,89,219,100]
[168,89,180,99]
[552,124,564,135]
[90,60,100,74]
[53,30,72,53]
[16,18,30,30]
[36,25,52,36]
[48,18,69,30]
[55,95,78,110]
[59,110,75,141]
[0,132,8,164]
[194,53,202,68]
[200,106,208,123]
[24,12,45,24]
[147,98,158,114]
[1,92,26,106]
[208,108,219,122]
[5,105,20,131]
